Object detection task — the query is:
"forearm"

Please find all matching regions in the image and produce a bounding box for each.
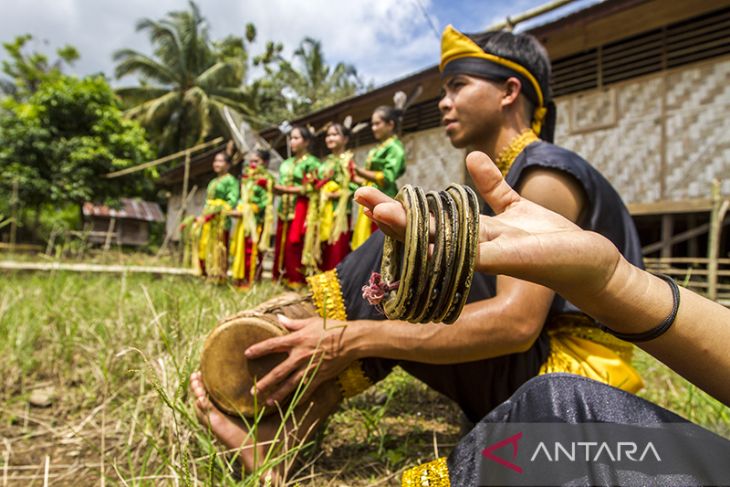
[356,168,380,184]
[345,297,547,364]
[566,257,730,405]
[274,184,303,195]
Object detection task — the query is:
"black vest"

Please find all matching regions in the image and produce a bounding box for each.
[338,141,641,320]
[504,141,643,316]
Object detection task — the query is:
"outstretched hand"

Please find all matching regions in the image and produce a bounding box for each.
[354,151,621,297]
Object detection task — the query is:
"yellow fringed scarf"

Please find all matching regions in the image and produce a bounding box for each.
[198,198,231,280]
[301,191,322,275]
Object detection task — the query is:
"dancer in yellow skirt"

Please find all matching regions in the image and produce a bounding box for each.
[229,149,274,289]
[351,105,406,250]
[197,151,239,280]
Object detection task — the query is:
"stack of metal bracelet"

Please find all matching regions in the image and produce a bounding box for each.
[377,183,480,324]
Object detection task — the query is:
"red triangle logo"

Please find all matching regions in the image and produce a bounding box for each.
[481,431,524,474]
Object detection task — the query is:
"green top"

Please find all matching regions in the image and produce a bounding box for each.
[277,153,320,220]
[319,151,359,212]
[242,167,273,224]
[205,173,239,208]
[204,172,239,229]
[365,136,406,198]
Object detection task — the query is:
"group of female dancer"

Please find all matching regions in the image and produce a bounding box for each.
[186,104,406,289]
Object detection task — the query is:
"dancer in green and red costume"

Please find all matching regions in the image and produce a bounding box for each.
[197,151,239,280]
[351,106,406,249]
[272,126,320,288]
[316,122,360,270]
[230,149,274,288]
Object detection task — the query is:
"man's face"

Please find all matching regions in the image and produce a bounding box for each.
[439,74,503,149]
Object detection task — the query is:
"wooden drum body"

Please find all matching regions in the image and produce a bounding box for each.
[200,293,317,417]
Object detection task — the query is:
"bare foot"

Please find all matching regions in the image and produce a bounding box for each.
[189,371,342,482]
[189,371,248,451]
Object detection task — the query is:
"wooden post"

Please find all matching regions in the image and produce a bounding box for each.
[9,179,18,251]
[687,214,699,258]
[658,72,667,201]
[157,184,198,258]
[708,180,729,301]
[103,217,116,251]
[660,213,674,259]
[181,150,191,222]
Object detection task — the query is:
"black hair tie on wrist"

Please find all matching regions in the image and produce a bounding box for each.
[599,274,680,343]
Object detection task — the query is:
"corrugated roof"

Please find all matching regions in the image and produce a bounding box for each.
[83,198,165,222]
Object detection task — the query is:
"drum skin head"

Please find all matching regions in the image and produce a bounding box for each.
[200,316,287,417]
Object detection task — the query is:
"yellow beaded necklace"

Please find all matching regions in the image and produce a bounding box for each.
[494,129,539,176]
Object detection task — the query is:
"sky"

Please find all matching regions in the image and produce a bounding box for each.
[0,0,600,88]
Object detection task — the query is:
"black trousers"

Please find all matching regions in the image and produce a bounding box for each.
[335,231,550,422]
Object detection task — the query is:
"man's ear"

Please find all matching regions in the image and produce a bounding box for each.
[501,77,522,109]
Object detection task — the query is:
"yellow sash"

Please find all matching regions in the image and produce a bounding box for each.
[539,316,643,393]
[351,181,376,250]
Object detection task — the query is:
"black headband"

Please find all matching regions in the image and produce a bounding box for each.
[441,57,545,108]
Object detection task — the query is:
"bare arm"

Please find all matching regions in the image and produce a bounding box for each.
[342,166,588,364]
[345,279,554,363]
[274,184,304,195]
[354,166,380,183]
[360,150,730,406]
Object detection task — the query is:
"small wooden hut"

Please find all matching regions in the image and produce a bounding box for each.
[82,198,165,247]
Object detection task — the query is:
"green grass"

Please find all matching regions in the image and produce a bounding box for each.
[0,248,181,267]
[0,270,727,485]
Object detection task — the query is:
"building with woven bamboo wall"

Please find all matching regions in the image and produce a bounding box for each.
[162,0,729,301]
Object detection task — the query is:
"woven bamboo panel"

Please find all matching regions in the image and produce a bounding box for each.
[664,61,730,198]
[555,79,663,204]
[555,57,730,205]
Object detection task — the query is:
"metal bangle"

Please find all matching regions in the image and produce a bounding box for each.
[600,274,680,343]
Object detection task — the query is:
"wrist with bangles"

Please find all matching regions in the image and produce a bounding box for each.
[599,273,680,343]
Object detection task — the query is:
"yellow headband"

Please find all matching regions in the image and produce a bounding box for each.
[440,25,546,134]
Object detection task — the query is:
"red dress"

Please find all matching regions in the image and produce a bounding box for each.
[272,154,320,286]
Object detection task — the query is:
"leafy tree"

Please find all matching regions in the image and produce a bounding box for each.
[247,38,365,125]
[0,34,79,98]
[0,75,154,237]
[114,1,255,155]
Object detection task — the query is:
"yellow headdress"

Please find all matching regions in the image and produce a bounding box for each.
[440,25,548,137]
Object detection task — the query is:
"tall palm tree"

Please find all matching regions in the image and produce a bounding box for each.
[280,38,362,115]
[114,1,251,155]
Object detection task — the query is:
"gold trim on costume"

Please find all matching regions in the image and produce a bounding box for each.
[494,129,539,176]
[402,457,450,487]
[373,171,386,187]
[337,361,373,399]
[306,269,347,321]
[307,269,374,398]
[539,314,643,393]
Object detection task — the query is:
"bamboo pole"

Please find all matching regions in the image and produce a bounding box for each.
[181,150,191,222]
[103,217,116,251]
[0,261,196,275]
[487,0,577,31]
[708,179,729,301]
[9,179,18,251]
[103,137,224,179]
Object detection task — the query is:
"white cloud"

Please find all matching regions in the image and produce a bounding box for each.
[212,0,441,84]
[0,0,442,86]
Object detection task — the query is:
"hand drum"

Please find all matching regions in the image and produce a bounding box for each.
[200,293,317,416]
